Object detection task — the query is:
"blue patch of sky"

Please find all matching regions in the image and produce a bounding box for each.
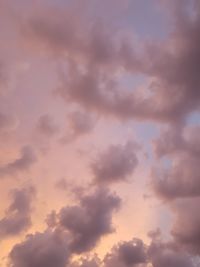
[117,73,147,93]
[122,0,170,40]
[187,111,200,126]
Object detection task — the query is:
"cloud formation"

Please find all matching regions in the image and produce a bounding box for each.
[0,146,36,178]
[91,141,139,184]
[0,186,36,239]
[103,238,147,267]
[8,229,69,267]
[58,188,121,253]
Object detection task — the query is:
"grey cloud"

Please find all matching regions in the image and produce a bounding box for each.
[103,238,147,267]
[58,188,121,253]
[2,0,200,125]
[8,229,70,267]
[91,141,139,184]
[148,240,195,267]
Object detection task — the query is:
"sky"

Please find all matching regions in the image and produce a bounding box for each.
[0,0,200,266]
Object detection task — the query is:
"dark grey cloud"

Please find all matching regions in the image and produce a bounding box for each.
[91,141,139,184]
[0,186,36,239]
[58,188,121,253]
[8,229,70,267]
[0,146,36,178]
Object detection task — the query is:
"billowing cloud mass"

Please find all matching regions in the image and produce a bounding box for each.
[0,146,36,178]
[8,229,70,267]
[148,240,195,267]
[103,238,147,267]
[18,0,200,124]
[0,0,200,266]
[91,141,139,184]
[0,186,36,239]
[58,188,121,253]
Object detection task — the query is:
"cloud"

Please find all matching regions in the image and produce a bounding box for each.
[171,197,200,255]
[8,230,196,267]
[152,125,200,200]
[151,123,200,256]
[148,239,195,267]
[56,1,200,124]
[1,0,200,126]
[0,186,36,239]
[58,188,121,253]
[91,141,139,184]
[103,238,147,267]
[0,146,36,178]
[8,229,70,267]
[60,110,96,143]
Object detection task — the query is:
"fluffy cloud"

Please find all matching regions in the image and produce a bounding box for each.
[0,186,36,239]
[8,229,70,267]
[17,0,200,125]
[103,238,147,267]
[58,188,121,253]
[91,141,139,184]
[148,240,195,267]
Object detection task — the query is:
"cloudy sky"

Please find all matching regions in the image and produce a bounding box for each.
[0,0,200,266]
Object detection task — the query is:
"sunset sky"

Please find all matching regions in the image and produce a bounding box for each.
[0,0,200,266]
